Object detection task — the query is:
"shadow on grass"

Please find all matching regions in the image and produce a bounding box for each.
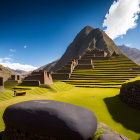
[104,95,140,133]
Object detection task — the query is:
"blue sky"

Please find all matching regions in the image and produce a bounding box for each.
[0,0,140,71]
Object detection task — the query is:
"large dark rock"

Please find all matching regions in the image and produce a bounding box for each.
[3,100,97,140]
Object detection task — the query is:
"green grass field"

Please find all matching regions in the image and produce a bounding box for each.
[0,82,140,140]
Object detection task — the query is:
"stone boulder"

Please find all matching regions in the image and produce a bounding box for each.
[3,100,97,140]
[94,123,129,140]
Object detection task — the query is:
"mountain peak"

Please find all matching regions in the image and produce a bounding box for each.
[83,25,94,30]
[38,26,122,72]
[75,26,94,40]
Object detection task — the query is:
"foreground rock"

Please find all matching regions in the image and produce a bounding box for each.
[3,100,97,140]
[94,123,129,140]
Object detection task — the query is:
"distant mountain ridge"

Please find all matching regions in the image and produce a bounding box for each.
[35,59,59,72]
[37,26,122,72]
[118,45,140,65]
[13,69,30,77]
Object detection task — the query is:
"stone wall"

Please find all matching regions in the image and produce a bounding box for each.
[91,57,110,60]
[24,70,53,85]
[9,75,21,81]
[120,85,140,109]
[44,71,53,85]
[21,80,40,86]
[56,69,72,74]
[82,55,110,60]
[0,77,4,92]
[52,73,71,80]
[78,59,93,64]
[75,65,94,69]
[11,75,17,80]
[84,49,107,57]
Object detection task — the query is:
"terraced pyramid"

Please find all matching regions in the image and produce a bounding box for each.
[49,26,122,72]
[62,55,140,88]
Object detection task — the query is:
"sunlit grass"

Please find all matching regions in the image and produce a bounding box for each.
[0,82,140,140]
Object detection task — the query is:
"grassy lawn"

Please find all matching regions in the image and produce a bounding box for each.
[0,82,140,140]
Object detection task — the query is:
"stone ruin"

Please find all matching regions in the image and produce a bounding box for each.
[112,51,119,56]
[52,59,78,80]
[22,70,53,86]
[9,74,21,81]
[81,49,109,60]
[75,59,94,70]
[52,49,110,80]
[0,77,4,92]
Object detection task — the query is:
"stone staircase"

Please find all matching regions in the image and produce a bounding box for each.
[62,55,140,88]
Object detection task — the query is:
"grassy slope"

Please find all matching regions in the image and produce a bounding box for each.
[0,82,140,140]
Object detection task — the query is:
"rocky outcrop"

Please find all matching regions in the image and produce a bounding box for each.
[94,123,129,140]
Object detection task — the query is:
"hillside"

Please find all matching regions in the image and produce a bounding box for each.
[0,64,16,81]
[118,45,140,65]
[37,26,122,72]
[35,59,59,72]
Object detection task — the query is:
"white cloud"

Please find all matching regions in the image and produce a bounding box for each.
[0,57,12,62]
[103,0,140,39]
[1,62,37,71]
[0,57,37,71]
[9,49,16,52]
